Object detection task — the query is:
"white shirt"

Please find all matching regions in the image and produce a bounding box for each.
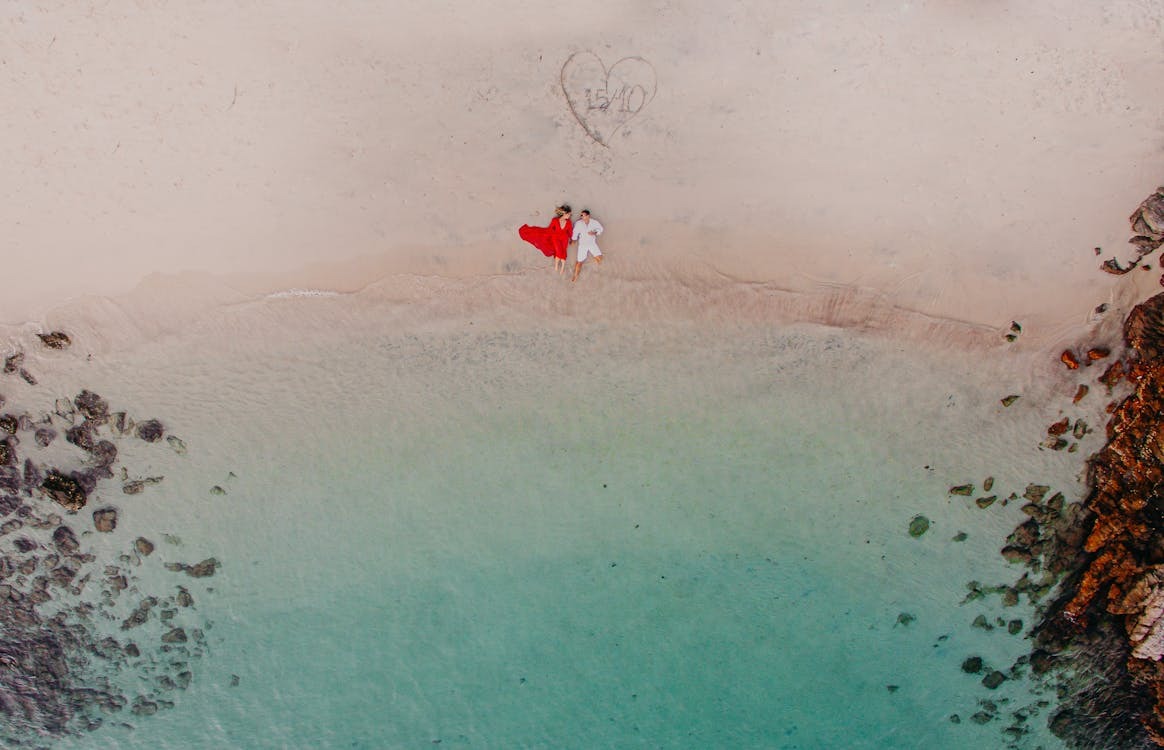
[571,218,604,249]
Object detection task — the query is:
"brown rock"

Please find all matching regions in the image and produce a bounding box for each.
[1061,350,1080,369]
[92,507,118,533]
[37,332,71,349]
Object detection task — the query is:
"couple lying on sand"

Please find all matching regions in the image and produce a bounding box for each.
[519,205,604,283]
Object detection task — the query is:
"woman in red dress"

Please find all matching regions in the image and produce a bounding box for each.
[519,204,572,274]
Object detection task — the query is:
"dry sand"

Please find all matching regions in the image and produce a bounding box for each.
[2,1,1163,346]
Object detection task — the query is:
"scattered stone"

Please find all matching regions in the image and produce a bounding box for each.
[34,426,56,447]
[908,515,930,537]
[1088,347,1112,361]
[983,476,994,492]
[896,612,916,627]
[176,587,193,607]
[74,390,109,421]
[972,614,993,631]
[2,352,21,374]
[949,714,961,724]
[186,558,219,578]
[166,435,186,455]
[1007,619,1023,635]
[1047,418,1071,436]
[37,332,71,349]
[975,496,997,509]
[19,368,36,386]
[0,414,16,434]
[52,525,80,554]
[1001,545,1033,565]
[962,656,984,674]
[1061,350,1080,369]
[123,480,145,495]
[230,674,240,687]
[1072,420,1089,440]
[982,670,1007,689]
[970,711,994,725]
[952,531,968,542]
[135,537,155,556]
[210,485,226,496]
[948,484,974,496]
[92,507,118,533]
[91,440,117,467]
[135,419,165,442]
[161,628,187,644]
[1023,485,1050,503]
[1001,395,1020,407]
[886,684,899,693]
[1099,360,1125,389]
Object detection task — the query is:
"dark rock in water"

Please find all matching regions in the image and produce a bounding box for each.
[0,466,18,493]
[37,332,71,349]
[0,495,20,516]
[962,656,983,674]
[1007,619,1023,635]
[2,352,22,374]
[0,443,11,470]
[34,426,56,447]
[161,628,187,644]
[970,711,995,725]
[1,518,22,535]
[951,531,968,542]
[187,558,219,578]
[896,612,916,627]
[13,536,37,553]
[1000,545,1033,565]
[982,670,1007,689]
[65,422,96,451]
[122,480,145,495]
[23,458,41,489]
[92,507,117,533]
[41,470,88,511]
[975,495,997,509]
[135,537,155,556]
[90,440,117,467]
[124,642,140,657]
[948,484,974,496]
[135,419,164,443]
[131,696,158,716]
[74,390,108,421]
[176,587,193,607]
[230,674,240,687]
[18,368,36,385]
[52,525,79,554]
[1000,394,1020,407]
[908,515,930,537]
[0,414,17,435]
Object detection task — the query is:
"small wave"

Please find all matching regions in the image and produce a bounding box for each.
[264,288,344,300]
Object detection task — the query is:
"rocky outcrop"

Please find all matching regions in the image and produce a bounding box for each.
[1031,290,1164,746]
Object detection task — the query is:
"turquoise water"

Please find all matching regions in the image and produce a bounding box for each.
[30,294,1092,749]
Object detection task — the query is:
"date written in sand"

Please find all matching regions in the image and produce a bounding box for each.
[561,51,657,147]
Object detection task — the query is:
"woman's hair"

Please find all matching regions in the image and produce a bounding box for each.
[558,204,571,213]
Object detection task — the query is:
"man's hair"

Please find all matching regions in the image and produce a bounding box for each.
[580,209,590,216]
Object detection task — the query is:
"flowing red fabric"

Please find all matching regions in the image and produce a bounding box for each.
[519,217,572,260]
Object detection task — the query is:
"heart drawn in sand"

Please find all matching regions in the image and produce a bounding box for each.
[560,51,657,147]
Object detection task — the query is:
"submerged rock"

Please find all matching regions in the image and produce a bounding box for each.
[135,420,165,443]
[908,515,930,538]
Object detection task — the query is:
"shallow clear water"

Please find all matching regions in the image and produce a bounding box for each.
[30,293,1097,749]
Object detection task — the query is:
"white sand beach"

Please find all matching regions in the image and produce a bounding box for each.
[2,1,1162,344]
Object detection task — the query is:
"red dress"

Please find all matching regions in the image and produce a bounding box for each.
[519,216,572,260]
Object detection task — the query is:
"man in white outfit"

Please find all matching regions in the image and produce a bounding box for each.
[570,209,604,283]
